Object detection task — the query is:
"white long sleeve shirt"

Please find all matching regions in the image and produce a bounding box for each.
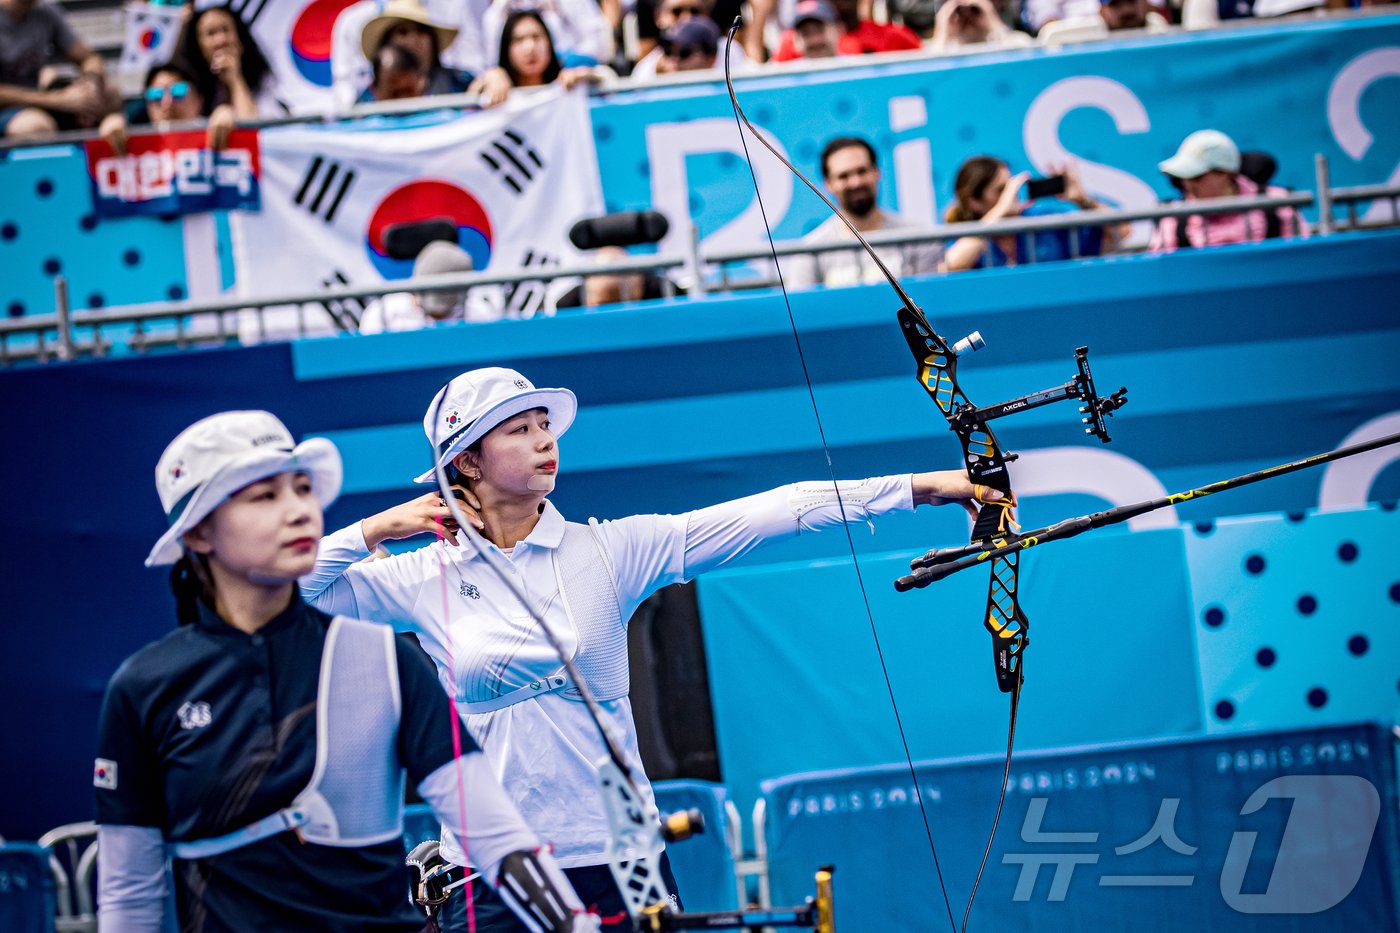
[301,475,914,867]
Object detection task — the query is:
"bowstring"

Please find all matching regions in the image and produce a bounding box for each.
[433,515,477,932]
[723,24,958,933]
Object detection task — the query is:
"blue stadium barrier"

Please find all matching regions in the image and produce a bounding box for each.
[755,722,1400,931]
[402,802,440,853]
[0,842,56,933]
[653,780,743,911]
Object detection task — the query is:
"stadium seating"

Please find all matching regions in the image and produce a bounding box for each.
[0,842,58,933]
[652,779,745,911]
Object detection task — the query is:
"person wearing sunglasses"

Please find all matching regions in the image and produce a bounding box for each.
[658,16,721,73]
[99,61,236,158]
[631,0,744,78]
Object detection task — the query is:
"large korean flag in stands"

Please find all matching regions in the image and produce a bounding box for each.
[233,87,604,331]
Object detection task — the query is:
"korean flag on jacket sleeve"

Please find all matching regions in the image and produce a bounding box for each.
[231,86,604,340]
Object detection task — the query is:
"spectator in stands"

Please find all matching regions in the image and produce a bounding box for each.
[471,9,613,107]
[177,4,283,118]
[1098,0,1160,29]
[632,0,742,78]
[302,366,998,933]
[786,136,941,288]
[555,245,675,307]
[929,0,1034,51]
[1149,129,1307,252]
[943,156,1111,270]
[359,241,478,333]
[482,0,612,70]
[636,0,751,67]
[95,410,595,932]
[1182,0,1322,30]
[772,0,922,61]
[658,16,722,73]
[365,43,430,102]
[331,0,470,112]
[0,0,118,139]
[789,0,844,58]
[355,0,471,104]
[1034,0,1169,42]
[97,61,236,156]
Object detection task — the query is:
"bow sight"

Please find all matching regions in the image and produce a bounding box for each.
[937,336,1129,446]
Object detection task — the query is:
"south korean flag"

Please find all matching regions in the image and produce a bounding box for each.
[232,86,604,339]
[119,2,184,77]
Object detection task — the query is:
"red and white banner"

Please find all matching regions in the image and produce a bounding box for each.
[85,129,262,219]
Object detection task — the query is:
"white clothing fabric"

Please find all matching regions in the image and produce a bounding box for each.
[1023,0,1100,30]
[302,475,914,867]
[359,290,513,333]
[96,825,167,930]
[785,211,943,290]
[437,0,496,74]
[629,47,663,79]
[1036,10,1169,45]
[330,0,378,113]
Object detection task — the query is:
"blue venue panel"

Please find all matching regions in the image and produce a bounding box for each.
[695,528,1200,828]
[2,14,1397,315]
[1185,506,1400,734]
[758,723,1400,931]
[0,842,57,933]
[695,504,1400,833]
[0,231,1396,839]
[652,779,742,911]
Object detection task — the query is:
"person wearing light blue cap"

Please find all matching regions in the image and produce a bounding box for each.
[1150,128,1308,253]
[95,409,597,932]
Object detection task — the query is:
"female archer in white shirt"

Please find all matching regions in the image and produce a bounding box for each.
[301,366,1001,931]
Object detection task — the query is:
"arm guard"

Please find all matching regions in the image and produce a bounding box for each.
[496,847,600,933]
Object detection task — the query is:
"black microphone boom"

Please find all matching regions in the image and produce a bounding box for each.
[568,210,670,250]
[896,431,1400,591]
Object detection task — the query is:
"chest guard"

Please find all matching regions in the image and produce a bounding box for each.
[168,616,405,859]
[456,521,628,714]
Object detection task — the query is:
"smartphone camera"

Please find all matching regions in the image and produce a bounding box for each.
[1024,175,1067,200]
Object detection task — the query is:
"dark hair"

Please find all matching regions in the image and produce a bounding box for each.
[499,10,561,87]
[373,43,424,83]
[143,59,200,91]
[170,553,213,627]
[176,5,272,116]
[947,155,1005,223]
[820,136,878,179]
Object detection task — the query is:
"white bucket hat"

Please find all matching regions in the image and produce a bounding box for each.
[415,367,577,484]
[146,411,343,567]
[1158,129,1241,180]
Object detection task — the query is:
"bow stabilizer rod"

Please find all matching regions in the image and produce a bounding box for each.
[896,430,1400,591]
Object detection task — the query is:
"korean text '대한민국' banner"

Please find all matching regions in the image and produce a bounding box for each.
[85,129,261,219]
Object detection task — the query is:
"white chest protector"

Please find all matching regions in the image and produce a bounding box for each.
[168,616,406,859]
[455,521,629,715]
